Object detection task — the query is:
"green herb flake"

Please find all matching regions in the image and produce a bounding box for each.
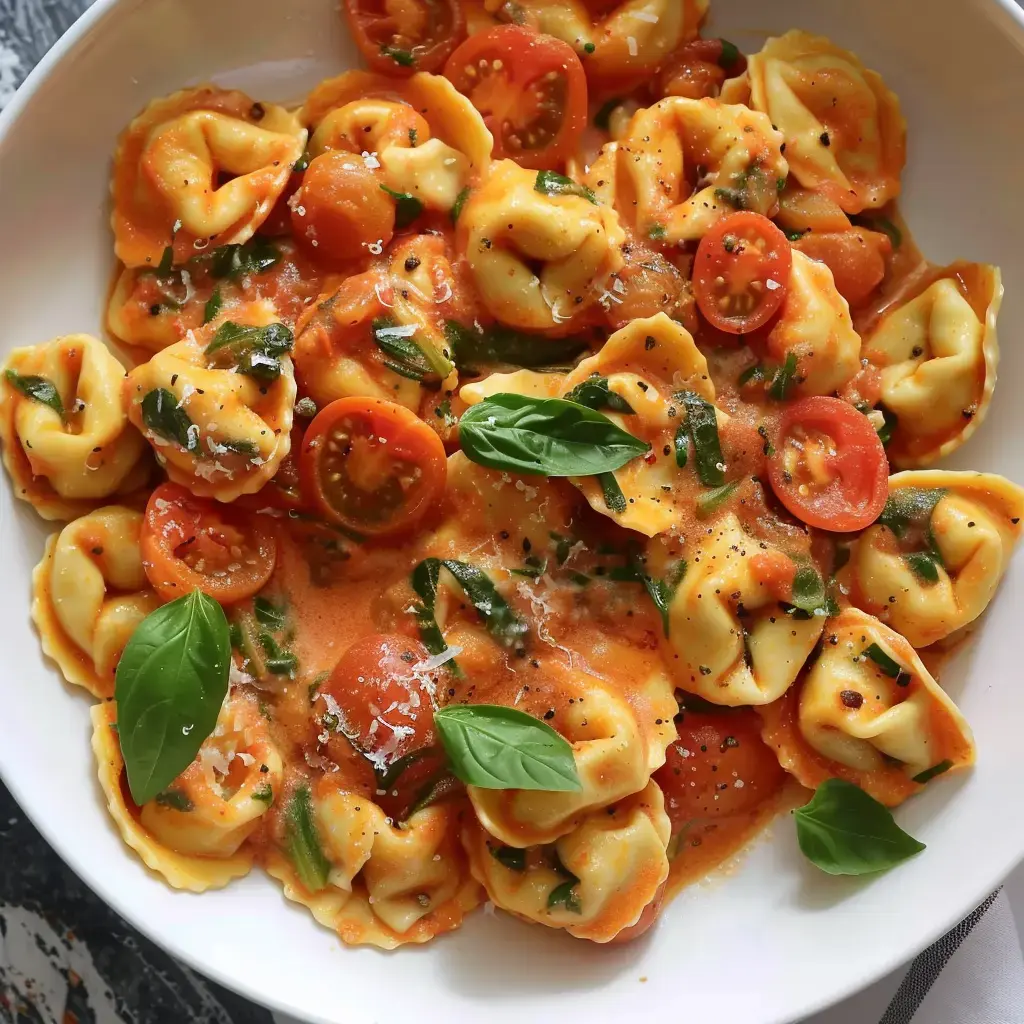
[450,186,471,224]
[757,423,774,457]
[284,784,331,891]
[202,287,223,325]
[4,370,64,420]
[380,185,425,228]
[141,388,201,454]
[381,45,415,67]
[599,471,627,513]
[912,760,954,785]
[372,317,451,382]
[904,550,942,585]
[490,845,526,871]
[863,643,912,687]
[768,353,799,401]
[206,238,281,280]
[154,789,194,812]
[252,783,274,804]
[564,374,634,414]
[877,488,946,540]
[547,879,582,913]
[648,222,667,241]
[679,390,725,486]
[445,320,586,371]
[673,421,688,468]
[876,406,898,447]
[204,321,294,381]
[696,480,740,520]
[534,170,598,205]
[253,596,287,631]
[851,214,903,249]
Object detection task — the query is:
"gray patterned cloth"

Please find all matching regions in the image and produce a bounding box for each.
[0,3,1005,1022]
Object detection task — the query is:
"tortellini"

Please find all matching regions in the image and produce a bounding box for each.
[458,159,625,332]
[300,70,492,211]
[265,781,481,949]
[764,250,861,397]
[1,335,149,520]
[124,300,295,501]
[737,30,906,213]
[139,691,283,859]
[558,313,714,536]
[463,781,671,943]
[589,97,787,244]
[91,702,255,891]
[860,265,1000,467]
[32,506,159,699]
[759,608,975,806]
[844,471,1024,647]
[293,234,461,411]
[112,86,306,268]
[668,515,824,705]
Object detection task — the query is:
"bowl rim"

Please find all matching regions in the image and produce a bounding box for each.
[2,1,1024,1022]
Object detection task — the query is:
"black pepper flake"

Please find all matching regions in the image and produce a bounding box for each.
[644,336,656,350]
[840,689,864,709]
[819,131,831,146]
[170,374,178,386]
[544,709,555,720]
[404,256,420,272]
[91,546,103,556]
[250,102,265,120]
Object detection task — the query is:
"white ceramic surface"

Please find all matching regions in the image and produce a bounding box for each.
[1,2,1022,1022]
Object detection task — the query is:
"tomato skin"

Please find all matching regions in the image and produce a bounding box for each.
[608,881,666,944]
[299,397,447,537]
[289,153,395,264]
[654,710,785,832]
[795,227,891,308]
[140,483,278,603]
[344,0,464,76]
[693,212,793,334]
[657,38,746,101]
[444,26,588,170]
[768,396,889,533]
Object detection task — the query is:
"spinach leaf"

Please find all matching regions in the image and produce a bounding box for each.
[114,590,230,805]
[876,488,946,539]
[905,550,942,585]
[410,558,455,667]
[141,388,201,454]
[534,170,597,205]
[381,45,415,67]
[252,783,274,803]
[258,632,298,675]
[205,321,294,381]
[4,370,64,419]
[379,185,424,228]
[789,563,829,616]
[284,783,331,891]
[205,238,281,280]
[794,778,925,875]
[564,374,635,414]
[678,390,725,486]
[433,704,581,791]
[372,317,452,381]
[673,421,688,467]
[851,214,903,249]
[437,559,529,653]
[445,320,587,371]
[459,394,650,476]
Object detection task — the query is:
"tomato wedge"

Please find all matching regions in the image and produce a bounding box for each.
[141,483,278,603]
[444,25,587,170]
[767,397,889,533]
[299,397,446,536]
[693,212,792,335]
[657,38,747,101]
[343,0,464,76]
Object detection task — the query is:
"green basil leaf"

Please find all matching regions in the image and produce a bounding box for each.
[912,760,953,785]
[768,353,799,401]
[534,170,597,205]
[372,317,452,381]
[718,38,741,68]
[673,421,688,468]
[410,558,454,666]
[293,149,311,173]
[205,321,294,381]
[594,97,622,131]
[259,632,298,675]
[904,550,941,584]
[438,559,529,652]
[445,320,587,371]
[876,405,898,447]
[696,480,740,519]
[206,238,281,280]
[851,214,903,249]
[141,388,201,454]
[202,287,223,325]
[794,778,925,875]
[627,553,686,637]
[381,45,415,67]
[433,704,581,791]
[154,789,194,812]
[679,390,725,486]
[790,563,828,615]
[450,186,471,223]
[380,185,424,228]
[252,783,274,803]
[114,590,230,805]
[155,245,174,276]
[253,596,287,631]
[564,374,635,414]
[757,423,774,457]
[863,643,912,687]
[785,228,807,242]
[876,488,946,539]
[459,394,650,476]
[284,783,331,891]
[375,747,437,792]
[598,471,627,513]
[547,878,582,913]
[490,845,526,871]
[738,363,767,387]
[4,370,64,419]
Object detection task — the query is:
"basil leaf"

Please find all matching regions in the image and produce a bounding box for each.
[293,149,311,173]
[114,590,231,805]
[627,554,686,637]
[795,778,925,875]
[679,391,725,486]
[594,97,622,131]
[205,321,294,381]
[673,421,688,467]
[768,353,799,401]
[490,845,526,871]
[450,186,471,224]
[459,394,650,477]
[547,878,582,913]
[851,214,903,249]
[696,480,740,519]
[155,245,174,276]
[876,488,946,539]
[912,760,953,785]
[372,317,452,382]
[863,643,912,687]
[254,596,287,631]
[598,471,627,513]
[905,550,941,584]
[738,363,767,387]
[534,170,597,205]
[876,406,898,447]
[438,559,529,653]
[141,388,201,454]
[206,238,281,280]
[284,784,331,891]
[564,374,635,414]
[202,287,223,325]
[154,789,194,812]
[718,38,741,68]
[380,185,424,228]
[4,370,64,419]
[407,771,462,818]
[410,558,455,667]
[375,747,436,792]
[252,783,274,803]
[790,563,828,615]
[381,45,415,67]
[259,632,298,675]
[218,438,260,456]
[445,320,586,371]
[433,704,581,791]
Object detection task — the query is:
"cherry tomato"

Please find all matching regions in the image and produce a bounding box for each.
[444,26,587,170]
[657,38,747,101]
[343,0,463,76]
[654,709,785,832]
[235,426,308,514]
[289,153,395,264]
[603,247,692,331]
[141,483,277,603]
[767,396,889,533]
[794,227,892,308]
[693,212,792,335]
[299,397,447,536]
[609,882,666,944]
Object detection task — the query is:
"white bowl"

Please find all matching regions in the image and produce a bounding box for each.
[2,1,1023,1021]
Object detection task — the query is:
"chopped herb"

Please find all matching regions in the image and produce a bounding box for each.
[202,287,223,325]
[381,45,415,67]
[904,550,942,584]
[307,671,329,704]
[141,388,200,453]
[788,563,828,616]
[284,784,330,891]
[548,879,582,913]
[534,170,597,205]
[206,237,280,280]
[738,363,767,387]
[863,643,912,687]
[876,488,946,539]
[876,406,898,447]
[205,321,294,382]
[785,228,807,242]
[408,127,418,146]
[258,632,298,675]
[673,421,688,468]
[912,760,953,785]
[598,471,627,513]
[372,317,452,382]
[564,374,634,414]
[696,480,740,519]
[154,789,194,812]
[253,596,287,631]
[649,222,667,240]
[252,783,274,804]
[445,320,586,371]
[379,185,424,228]
[293,149,311,173]
[678,390,725,486]
[627,552,686,637]
[4,370,64,420]
[491,845,526,871]
[155,245,174,276]
[768,353,798,401]
[757,423,774,457]
[450,186,471,223]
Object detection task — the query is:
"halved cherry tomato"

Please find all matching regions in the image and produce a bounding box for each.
[299,397,446,536]
[654,709,785,832]
[794,227,892,308]
[767,396,889,533]
[444,25,587,170]
[693,212,792,335]
[141,483,278,603]
[657,38,747,100]
[343,0,464,76]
